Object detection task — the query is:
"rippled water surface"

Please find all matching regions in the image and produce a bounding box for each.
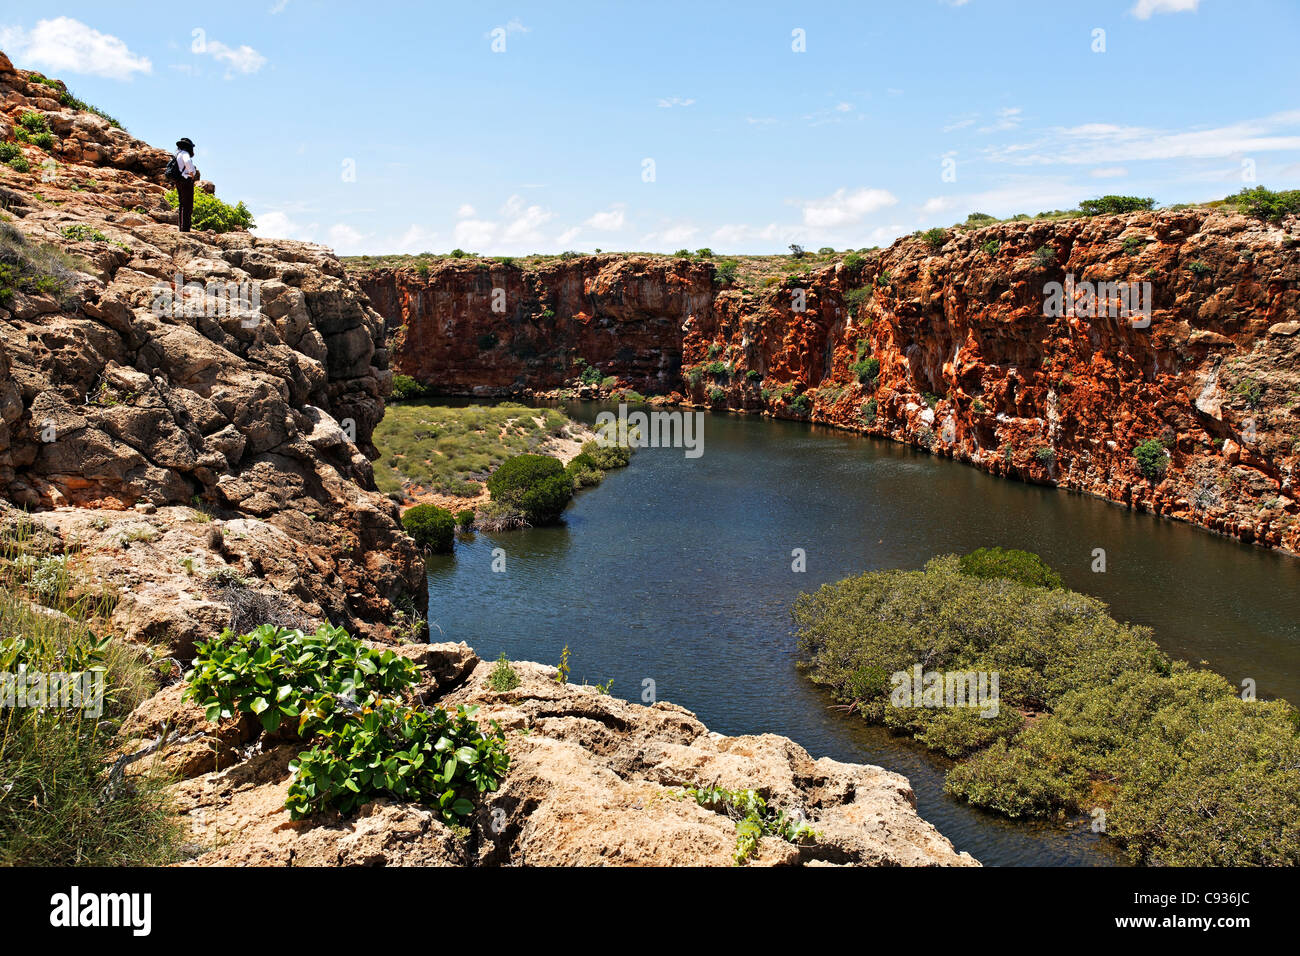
[424,404,1300,866]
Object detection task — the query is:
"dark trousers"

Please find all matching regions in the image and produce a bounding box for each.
[176,177,195,232]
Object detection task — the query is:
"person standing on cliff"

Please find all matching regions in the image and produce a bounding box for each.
[170,138,200,232]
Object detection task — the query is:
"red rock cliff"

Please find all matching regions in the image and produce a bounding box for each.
[359,210,1300,555]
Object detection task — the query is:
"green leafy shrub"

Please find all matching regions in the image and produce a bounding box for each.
[17,111,48,134]
[713,258,739,286]
[486,454,573,524]
[1230,185,1300,223]
[581,441,631,470]
[982,239,1000,255]
[389,374,428,401]
[61,224,107,243]
[920,227,947,251]
[681,786,817,865]
[1132,438,1168,480]
[0,142,18,163]
[402,503,456,554]
[1032,245,1057,268]
[789,393,811,416]
[185,623,509,824]
[1078,195,1155,216]
[1232,377,1264,409]
[164,189,255,233]
[31,131,54,151]
[851,355,880,387]
[7,155,29,173]
[185,623,418,734]
[862,398,878,425]
[287,700,507,820]
[957,546,1063,589]
[488,652,520,691]
[455,509,475,529]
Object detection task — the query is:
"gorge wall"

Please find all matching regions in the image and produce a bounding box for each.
[359,209,1300,555]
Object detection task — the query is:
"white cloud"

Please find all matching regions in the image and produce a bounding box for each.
[986,111,1300,166]
[745,116,778,126]
[641,224,698,248]
[657,96,695,108]
[943,114,977,133]
[1090,166,1129,178]
[326,224,369,254]
[835,102,853,112]
[269,0,290,13]
[978,106,1022,133]
[500,194,552,243]
[389,224,439,254]
[1132,0,1199,19]
[445,195,553,251]
[710,222,786,245]
[584,205,626,231]
[556,226,581,245]
[204,39,267,75]
[0,17,151,79]
[795,187,899,229]
[453,219,496,249]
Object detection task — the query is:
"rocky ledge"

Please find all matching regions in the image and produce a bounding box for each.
[146,642,975,867]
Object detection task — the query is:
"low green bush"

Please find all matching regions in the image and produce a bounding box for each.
[1132,438,1168,480]
[164,189,255,233]
[795,553,1300,864]
[402,503,456,554]
[1229,185,1300,223]
[487,454,572,524]
[390,374,428,401]
[958,546,1063,589]
[185,623,508,822]
[1079,195,1155,216]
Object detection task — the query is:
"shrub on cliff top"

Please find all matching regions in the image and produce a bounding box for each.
[1078,195,1155,216]
[1231,185,1300,223]
[164,189,255,233]
[920,227,947,251]
[402,503,456,554]
[487,453,573,524]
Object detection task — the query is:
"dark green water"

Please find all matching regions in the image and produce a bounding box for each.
[424,404,1300,866]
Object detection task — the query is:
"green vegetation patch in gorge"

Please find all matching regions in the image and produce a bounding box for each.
[374,401,572,499]
[794,551,1300,866]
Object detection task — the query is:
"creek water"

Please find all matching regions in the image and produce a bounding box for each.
[423,403,1300,866]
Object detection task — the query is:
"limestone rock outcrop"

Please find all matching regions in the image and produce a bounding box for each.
[0,59,425,639]
[168,645,976,867]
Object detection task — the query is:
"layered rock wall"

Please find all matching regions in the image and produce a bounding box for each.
[362,210,1300,553]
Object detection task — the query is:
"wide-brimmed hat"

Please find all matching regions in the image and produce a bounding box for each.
[176,137,195,151]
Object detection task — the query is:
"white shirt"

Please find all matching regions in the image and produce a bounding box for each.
[176,149,197,179]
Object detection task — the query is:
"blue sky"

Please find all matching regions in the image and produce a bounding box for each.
[3,0,1298,255]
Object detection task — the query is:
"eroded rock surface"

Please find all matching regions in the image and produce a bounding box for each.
[167,646,975,867]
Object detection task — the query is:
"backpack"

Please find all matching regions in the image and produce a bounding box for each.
[164,154,183,182]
